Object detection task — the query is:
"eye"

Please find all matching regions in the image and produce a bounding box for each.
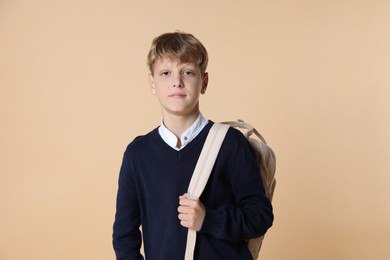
[161,71,170,76]
[183,70,194,76]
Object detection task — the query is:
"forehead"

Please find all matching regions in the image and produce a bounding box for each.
[154,57,199,69]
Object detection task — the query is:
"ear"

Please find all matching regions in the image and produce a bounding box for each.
[201,72,208,94]
[148,73,156,95]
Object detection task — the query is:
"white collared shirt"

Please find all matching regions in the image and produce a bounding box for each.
[158,114,209,151]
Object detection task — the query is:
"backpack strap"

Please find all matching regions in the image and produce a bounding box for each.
[184,122,230,260]
[221,119,268,144]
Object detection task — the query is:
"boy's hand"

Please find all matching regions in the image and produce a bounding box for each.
[178,194,205,231]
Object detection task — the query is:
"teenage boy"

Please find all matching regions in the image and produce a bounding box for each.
[113,31,273,260]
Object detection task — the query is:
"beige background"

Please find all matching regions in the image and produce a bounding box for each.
[1,0,389,259]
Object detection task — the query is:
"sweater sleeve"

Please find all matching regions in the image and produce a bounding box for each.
[199,133,274,242]
[112,149,144,260]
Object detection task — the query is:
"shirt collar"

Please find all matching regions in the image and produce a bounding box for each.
[158,113,209,151]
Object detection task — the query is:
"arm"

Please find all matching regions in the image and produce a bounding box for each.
[113,150,144,260]
[198,134,274,242]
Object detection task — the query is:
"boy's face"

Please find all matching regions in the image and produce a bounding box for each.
[149,57,208,118]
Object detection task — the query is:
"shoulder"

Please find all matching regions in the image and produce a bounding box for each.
[124,127,159,155]
[207,121,249,147]
[223,124,249,146]
[218,123,257,158]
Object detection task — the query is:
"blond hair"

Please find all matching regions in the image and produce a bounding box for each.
[147,31,209,75]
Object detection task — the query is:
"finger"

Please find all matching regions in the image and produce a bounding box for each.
[178,213,186,221]
[180,220,190,228]
[179,198,193,206]
[178,211,193,220]
[179,218,197,230]
[179,193,198,201]
[179,216,193,227]
[177,205,190,214]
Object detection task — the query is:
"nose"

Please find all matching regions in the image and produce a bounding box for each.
[172,74,184,88]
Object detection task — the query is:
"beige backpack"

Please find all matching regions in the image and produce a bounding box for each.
[185,120,276,260]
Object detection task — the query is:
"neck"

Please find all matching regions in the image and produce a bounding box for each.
[162,112,200,139]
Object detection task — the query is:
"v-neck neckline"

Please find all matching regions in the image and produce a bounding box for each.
[152,121,213,160]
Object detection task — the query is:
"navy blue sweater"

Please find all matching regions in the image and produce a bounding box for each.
[113,121,273,260]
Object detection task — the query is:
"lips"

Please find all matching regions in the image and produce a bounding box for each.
[169,93,186,98]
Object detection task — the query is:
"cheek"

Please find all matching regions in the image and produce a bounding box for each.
[153,80,169,90]
[189,78,203,90]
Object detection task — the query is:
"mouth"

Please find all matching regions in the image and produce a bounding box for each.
[169,93,187,98]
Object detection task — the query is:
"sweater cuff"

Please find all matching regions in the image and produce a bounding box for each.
[199,207,221,235]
